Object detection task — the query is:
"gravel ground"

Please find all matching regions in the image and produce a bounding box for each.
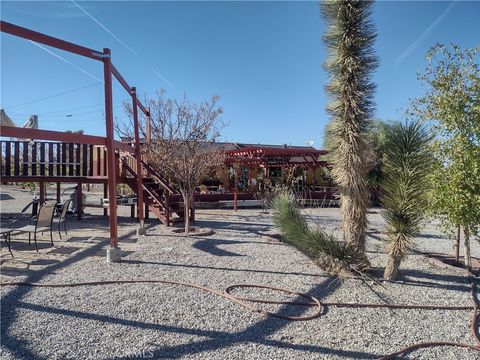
[1,185,479,359]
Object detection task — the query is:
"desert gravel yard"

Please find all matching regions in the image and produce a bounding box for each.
[1,186,479,359]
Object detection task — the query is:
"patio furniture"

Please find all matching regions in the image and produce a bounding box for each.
[328,192,340,207]
[57,199,72,239]
[0,227,14,257]
[12,203,56,252]
[21,197,42,218]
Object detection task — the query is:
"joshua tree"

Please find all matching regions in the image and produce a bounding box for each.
[322,0,378,263]
[272,191,368,277]
[381,121,431,280]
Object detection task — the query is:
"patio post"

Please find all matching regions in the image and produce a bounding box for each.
[234,166,238,212]
[103,48,121,262]
[132,87,146,236]
[39,181,45,204]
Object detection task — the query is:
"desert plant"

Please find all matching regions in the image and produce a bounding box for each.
[412,44,480,269]
[273,191,368,277]
[381,121,432,280]
[322,0,378,263]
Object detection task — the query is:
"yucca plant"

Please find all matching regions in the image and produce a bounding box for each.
[272,191,367,277]
[381,121,432,280]
[322,0,378,263]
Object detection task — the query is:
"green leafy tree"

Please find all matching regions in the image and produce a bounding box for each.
[381,121,432,280]
[322,0,378,264]
[412,44,480,269]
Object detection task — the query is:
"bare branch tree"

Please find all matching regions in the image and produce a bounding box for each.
[119,91,225,233]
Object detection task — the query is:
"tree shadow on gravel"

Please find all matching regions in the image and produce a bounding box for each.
[194,218,285,243]
[108,276,379,360]
[0,225,146,360]
[121,259,329,278]
[396,269,471,293]
[192,238,247,257]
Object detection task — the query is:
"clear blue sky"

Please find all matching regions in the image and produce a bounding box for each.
[1,1,479,146]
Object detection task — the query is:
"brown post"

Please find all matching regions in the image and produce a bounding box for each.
[56,183,61,203]
[13,141,19,176]
[103,48,119,249]
[48,142,54,175]
[39,181,45,204]
[40,142,46,175]
[76,182,82,220]
[132,87,145,234]
[455,225,461,263]
[234,167,238,212]
[5,141,11,176]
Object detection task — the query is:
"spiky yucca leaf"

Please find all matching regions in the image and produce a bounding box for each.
[381,121,432,280]
[272,191,367,276]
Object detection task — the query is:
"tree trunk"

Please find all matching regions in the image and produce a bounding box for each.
[463,227,472,271]
[455,224,461,263]
[384,253,402,280]
[181,190,190,234]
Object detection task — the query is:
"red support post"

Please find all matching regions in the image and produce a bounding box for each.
[132,87,145,233]
[234,168,238,212]
[103,48,119,249]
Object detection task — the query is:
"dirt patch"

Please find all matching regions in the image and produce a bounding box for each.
[171,227,214,236]
[424,252,480,272]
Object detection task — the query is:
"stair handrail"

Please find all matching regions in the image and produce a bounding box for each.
[121,158,169,210]
[139,158,177,195]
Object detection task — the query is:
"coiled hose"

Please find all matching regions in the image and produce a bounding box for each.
[1,272,479,359]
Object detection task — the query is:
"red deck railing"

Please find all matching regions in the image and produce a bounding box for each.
[0,140,95,178]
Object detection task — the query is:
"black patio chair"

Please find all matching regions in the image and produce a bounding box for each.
[57,199,72,239]
[12,203,56,252]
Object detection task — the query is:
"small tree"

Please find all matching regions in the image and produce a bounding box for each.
[120,92,225,234]
[381,121,432,280]
[412,44,480,269]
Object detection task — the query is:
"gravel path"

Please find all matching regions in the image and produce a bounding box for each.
[1,186,479,359]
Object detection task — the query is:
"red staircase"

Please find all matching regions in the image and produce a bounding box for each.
[121,155,188,226]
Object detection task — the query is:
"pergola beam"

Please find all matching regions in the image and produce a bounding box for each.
[1,21,104,61]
